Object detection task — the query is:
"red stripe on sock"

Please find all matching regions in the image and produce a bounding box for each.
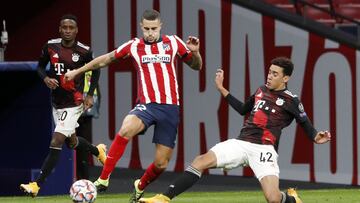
[100,134,129,179]
[138,163,164,190]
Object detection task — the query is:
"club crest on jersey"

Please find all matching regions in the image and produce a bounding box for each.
[72,53,80,62]
[162,43,171,51]
[276,98,285,106]
[141,54,171,64]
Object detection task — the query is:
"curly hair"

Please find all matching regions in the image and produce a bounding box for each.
[271,57,294,76]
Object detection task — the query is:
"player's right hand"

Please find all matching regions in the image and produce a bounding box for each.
[64,69,77,81]
[44,77,59,89]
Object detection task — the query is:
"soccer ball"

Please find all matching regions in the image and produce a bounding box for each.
[69,179,97,203]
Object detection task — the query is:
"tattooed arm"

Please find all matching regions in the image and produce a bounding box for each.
[185,51,202,70]
[65,50,119,81]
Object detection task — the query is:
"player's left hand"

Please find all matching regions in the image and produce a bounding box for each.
[84,95,94,110]
[186,36,200,52]
[314,131,331,144]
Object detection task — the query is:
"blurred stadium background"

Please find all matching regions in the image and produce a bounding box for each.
[1,0,360,197]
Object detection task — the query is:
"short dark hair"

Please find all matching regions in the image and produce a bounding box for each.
[141,9,161,22]
[271,57,294,76]
[60,14,78,24]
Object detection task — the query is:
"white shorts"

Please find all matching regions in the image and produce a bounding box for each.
[210,139,279,180]
[52,104,84,137]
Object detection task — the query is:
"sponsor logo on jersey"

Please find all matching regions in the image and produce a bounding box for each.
[141,54,171,64]
[72,53,80,62]
[53,53,59,58]
[253,99,266,112]
[54,63,65,75]
[276,98,285,106]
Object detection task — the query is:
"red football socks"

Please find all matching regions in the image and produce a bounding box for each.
[100,134,129,180]
[138,163,164,190]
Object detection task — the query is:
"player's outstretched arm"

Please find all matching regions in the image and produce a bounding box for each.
[65,50,116,81]
[314,131,331,144]
[185,36,202,70]
[214,68,252,115]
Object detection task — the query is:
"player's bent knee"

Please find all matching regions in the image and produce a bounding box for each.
[50,139,64,148]
[118,127,127,136]
[119,116,145,137]
[192,154,214,171]
[118,126,137,139]
[153,159,169,170]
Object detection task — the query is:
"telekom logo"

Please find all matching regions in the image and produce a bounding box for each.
[253,100,265,112]
[54,63,65,75]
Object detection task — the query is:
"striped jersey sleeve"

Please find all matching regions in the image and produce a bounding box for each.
[173,35,192,61]
[114,39,135,59]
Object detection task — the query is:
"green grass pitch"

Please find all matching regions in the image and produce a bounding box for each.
[1,189,359,202]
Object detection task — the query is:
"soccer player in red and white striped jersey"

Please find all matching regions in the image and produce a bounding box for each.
[114,34,193,105]
[65,9,202,202]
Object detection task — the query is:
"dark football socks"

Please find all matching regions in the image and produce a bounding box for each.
[36,147,62,185]
[163,166,202,199]
[76,146,89,179]
[75,136,99,156]
[138,163,165,190]
[100,134,129,180]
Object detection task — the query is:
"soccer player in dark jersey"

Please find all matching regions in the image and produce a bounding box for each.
[139,57,331,203]
[65,9,202,203]
[20,14,107,197]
